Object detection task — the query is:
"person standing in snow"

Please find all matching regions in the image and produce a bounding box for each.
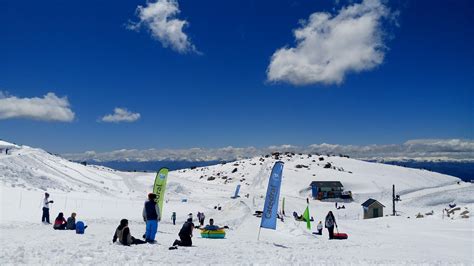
[171,212,176,225]
[188,213,193,221]
[53,212,67,230]
[325,211,337,239]
[113,219,146,246]
[142,193,161,243]
[200,212,206,227]
[42,193,54,224]
[172,218,194,247]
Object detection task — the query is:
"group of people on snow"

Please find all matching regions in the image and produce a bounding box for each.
[110,192,226,247]
[42,193,87,233]
[43,190,342,248]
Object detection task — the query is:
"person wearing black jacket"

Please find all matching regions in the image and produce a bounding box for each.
[113,219,146,246]
[172,218,194,247]
[142,193,161,243]
[325,211,337,239]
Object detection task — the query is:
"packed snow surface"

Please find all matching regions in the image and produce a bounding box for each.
[1,144,473,264]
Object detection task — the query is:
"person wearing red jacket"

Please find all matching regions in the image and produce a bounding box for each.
[53,212,67,230]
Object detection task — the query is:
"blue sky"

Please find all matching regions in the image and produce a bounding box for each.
[0,0,472,154]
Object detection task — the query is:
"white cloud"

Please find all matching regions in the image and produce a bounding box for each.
[267,0,394,85]
[101,108,141,123]
[0,92,75,122]
[63,139,474,163]
[129,0,197,54]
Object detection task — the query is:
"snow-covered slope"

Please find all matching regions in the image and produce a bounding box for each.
[1,142,472,264]
[0,141,146,197]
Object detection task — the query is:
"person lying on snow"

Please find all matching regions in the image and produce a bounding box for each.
[53,212,67,230]
[172,218,194,247]
[293,211,302,220]
[113,219,147,246]
[203,218,229,231]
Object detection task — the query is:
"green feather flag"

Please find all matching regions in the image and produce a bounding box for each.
[153,168,169,216]
[303,206,311,230]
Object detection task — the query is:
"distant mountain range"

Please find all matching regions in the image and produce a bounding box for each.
[371,160,474,182]
[87,159,473,183]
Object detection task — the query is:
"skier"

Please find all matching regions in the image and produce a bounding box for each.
[325,211,337,239]
[66,212,77,230]
[316,221,323,235]
[113,219,146,246]
[53,212,67,230]
[188,213,193,222]
[171,218,194,247]
[142,193,161,243]
[203,218,228,231]
[42,193,54,224]
[171,212,176,225]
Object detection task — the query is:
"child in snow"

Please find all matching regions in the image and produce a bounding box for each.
[203,218,228,231]
[42,193,54,224]
[113,219,146,246]
[325,211,337,239]
[75,221,88,234]
[66,213,76,230]
[316,221,323,235]
[142,193,161,243]
[171,212,176,225]
[172,218,194,247]
[53,212,67,230]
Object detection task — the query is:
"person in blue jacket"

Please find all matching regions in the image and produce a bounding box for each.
[203,218,228,231]
[142,193,161,243]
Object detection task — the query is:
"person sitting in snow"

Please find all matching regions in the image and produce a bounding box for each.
[172,218,194,247]
[316,221,323,235]
[325,211,337,239]
[113,219,146,246]
[203,218,229,231]
[66,212,77,230]
[53,212,67,230]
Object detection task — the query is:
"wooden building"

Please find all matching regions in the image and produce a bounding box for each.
[361,198,385,219]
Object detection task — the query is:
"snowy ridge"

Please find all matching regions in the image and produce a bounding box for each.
[0,142,473,264]
[0,143,142,196]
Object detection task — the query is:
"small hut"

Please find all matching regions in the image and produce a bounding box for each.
[361,198,385,219]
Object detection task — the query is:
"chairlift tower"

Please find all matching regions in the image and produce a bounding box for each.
[392,184,401,216]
